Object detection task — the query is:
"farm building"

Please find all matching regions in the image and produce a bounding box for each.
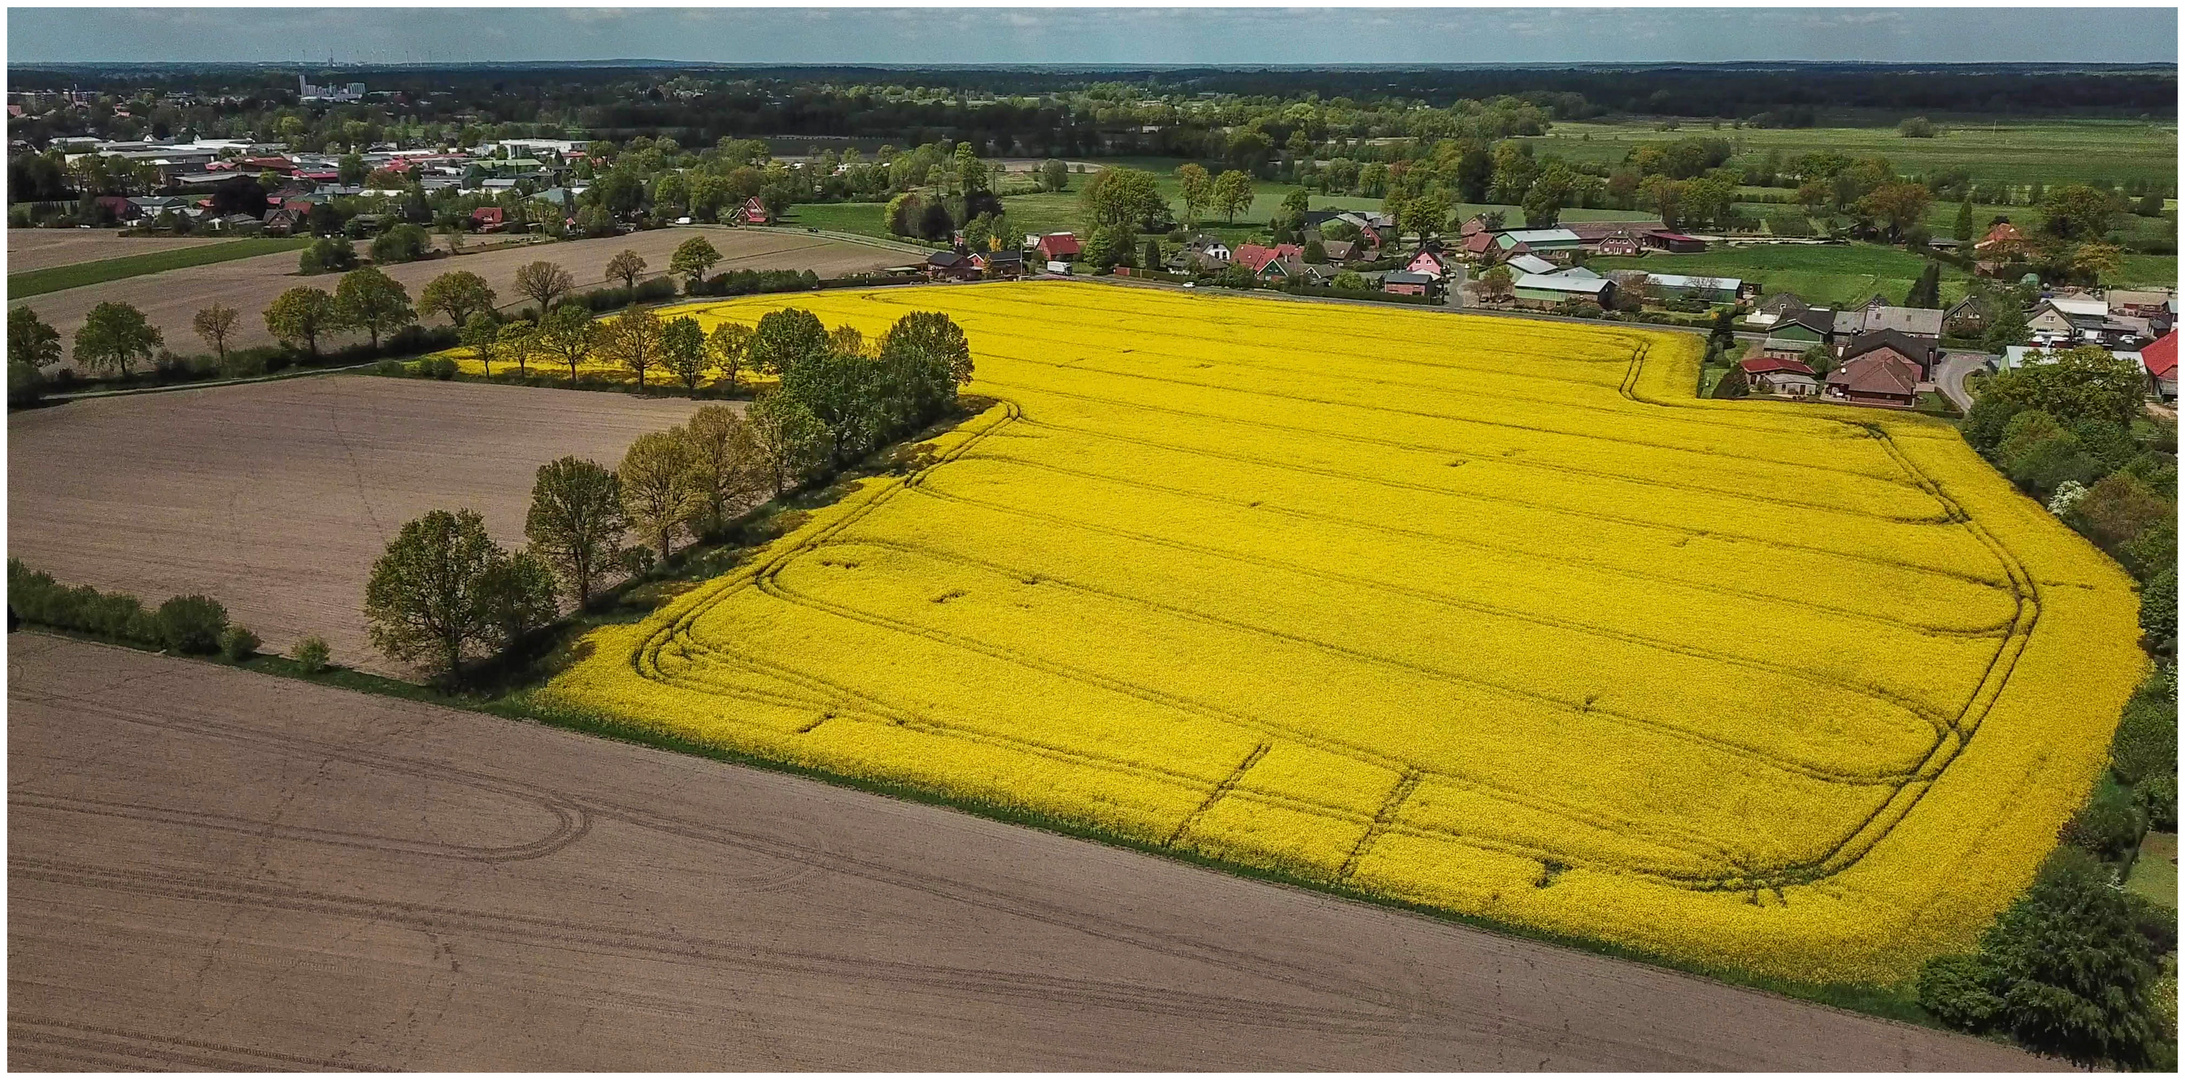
[2143,331,2178,400]
[1382,270,1435,297]
[1644,273,1745,304]
[1512,272,1614,308]
[1823,351,1922,409]
[1506,254,1558,276]
[1496,228,1585,259]
[1737,357,1819,397]
[2108,289,2173,319]
[1644,231,1708,253]
[1593,230,1644,256]
[1034,233,1081,262]
[1459,231,1501,261]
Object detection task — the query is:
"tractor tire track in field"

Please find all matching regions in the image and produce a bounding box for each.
[9,635,2050,1070]
[614,330,2015,892]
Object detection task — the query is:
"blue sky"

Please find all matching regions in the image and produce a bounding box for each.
[9,7,2178,66]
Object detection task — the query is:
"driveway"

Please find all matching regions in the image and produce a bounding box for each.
[1934,350,1995,413]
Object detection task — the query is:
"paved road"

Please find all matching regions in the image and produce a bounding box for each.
[1935,350,1996,413]
[7,635,2051,1071]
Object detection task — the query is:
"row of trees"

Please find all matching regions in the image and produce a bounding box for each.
[1917,345,2178,1068]
[364,307,975,678]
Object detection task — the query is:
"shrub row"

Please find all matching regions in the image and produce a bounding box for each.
[9,559,257,660]
[1275,282,1441,306]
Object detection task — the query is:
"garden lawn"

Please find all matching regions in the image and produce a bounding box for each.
[1521,119,2179,189]
[1593,243,1973,307]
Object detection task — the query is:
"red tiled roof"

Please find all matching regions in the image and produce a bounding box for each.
[1825,351,1920,396]
[1036,233,1080,257]
[2143,330,2177,379]
[1974,222,2026,251]
[1233,243,1302,273]
[1461,232,1496,255]
[1737,357,1815,377]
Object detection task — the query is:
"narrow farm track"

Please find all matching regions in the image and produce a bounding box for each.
[7,635,2055,1071]
[549,283,2144,983]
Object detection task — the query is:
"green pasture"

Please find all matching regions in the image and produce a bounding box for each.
[8,237,312,298]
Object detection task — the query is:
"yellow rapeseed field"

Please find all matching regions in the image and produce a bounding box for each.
[544,281,2146,985]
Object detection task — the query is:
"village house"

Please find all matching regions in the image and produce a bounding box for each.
[1744,291,1810,329]
[1737,356,1819,397]
[1317,239,1357,264]
[1943,295,1987,338]
[924,249,980,281]
[1170,234,1232,272]
[2028,296,2146,348]
[1459,230,1503,262]
[1234,243,1305,281]
[1033,233,1081,263]
[1824,350,1923,409]
[1759,307,1839,360]
[1844,296,1947,339]
[1840,328,1942,382]
[737,197,773,225]
[970,248,1024,279]
[1972,221,2028,274]
[469,206,506,232]
[1405,244,1457,280]
[2142,331,2178,401]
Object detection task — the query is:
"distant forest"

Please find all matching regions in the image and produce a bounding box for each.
[10,63,2177,128]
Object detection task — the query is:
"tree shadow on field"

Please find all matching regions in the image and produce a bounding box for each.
[466,396,999,697]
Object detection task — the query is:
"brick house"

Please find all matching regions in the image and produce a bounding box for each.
[1823,351,1922,408]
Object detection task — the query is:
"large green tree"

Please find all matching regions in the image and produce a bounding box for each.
[1082,166,1168,231]
[669,235,721,290]
[538,303,599,384]
[72,301,162,378]
[264,286,337,358]
[1980,345,2149,428]
[333,266,415,351]
[364,508,554,678]
[748,307,830,376]
[9,306,62,372]
[523,456,627,606]
[418,270,497,328]
[618,428,702,562]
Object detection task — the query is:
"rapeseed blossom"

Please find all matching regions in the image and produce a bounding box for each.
[544,282,2144,985]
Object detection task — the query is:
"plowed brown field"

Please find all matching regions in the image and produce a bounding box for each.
[6,634,2053,1071]
[8,376,711,672]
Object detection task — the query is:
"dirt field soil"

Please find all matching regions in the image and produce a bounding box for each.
[8,376,714,672]
[6,634,2055,1071]
[7,230,231,272]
